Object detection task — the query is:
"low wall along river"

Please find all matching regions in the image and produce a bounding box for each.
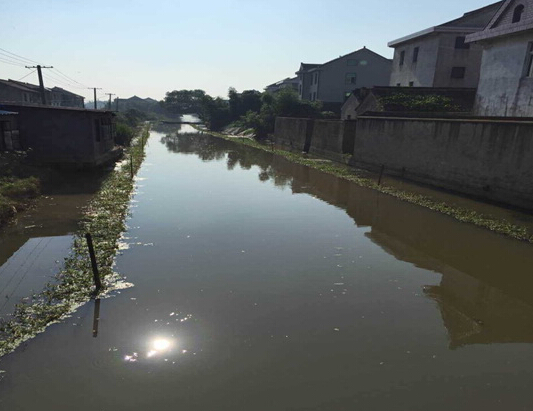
[274,116,533,210]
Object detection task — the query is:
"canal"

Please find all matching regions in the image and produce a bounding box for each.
[1,122,533,410]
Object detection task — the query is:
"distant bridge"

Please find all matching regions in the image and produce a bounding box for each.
[161,120,202,125]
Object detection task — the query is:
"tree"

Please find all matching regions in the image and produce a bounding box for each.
[161,89,206,114]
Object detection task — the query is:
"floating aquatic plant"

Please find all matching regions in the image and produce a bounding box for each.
[0,125,151,358]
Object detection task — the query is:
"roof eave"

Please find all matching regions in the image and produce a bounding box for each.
[466,22,533,43]
[388,26,482,47]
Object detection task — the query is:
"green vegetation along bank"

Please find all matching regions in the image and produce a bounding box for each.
[194,125,533,244]
[0,153,43,228]
[0,124,151,358]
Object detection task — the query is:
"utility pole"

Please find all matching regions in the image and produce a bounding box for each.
[105,93,115,111]
[88,87,102,110]
[25,65,53,105]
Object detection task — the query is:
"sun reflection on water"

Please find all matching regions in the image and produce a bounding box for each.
[124,337,176,363]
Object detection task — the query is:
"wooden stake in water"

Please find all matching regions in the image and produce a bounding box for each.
[92,298,101,338]
[378,164,385,186]
[85,233,102,293]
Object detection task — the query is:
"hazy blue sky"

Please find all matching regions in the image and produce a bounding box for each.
[1,0,496,102]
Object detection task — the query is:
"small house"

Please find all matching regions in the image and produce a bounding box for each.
[0,104,121,168]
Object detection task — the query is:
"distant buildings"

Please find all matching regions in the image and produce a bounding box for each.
[388,2,504,88]
[296,48,392,104]
[114,95,161,112]
[264,77,299,94]
[0,79,85,108]
[467,0,533,116]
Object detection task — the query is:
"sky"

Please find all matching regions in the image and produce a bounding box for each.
[1,0,496,102]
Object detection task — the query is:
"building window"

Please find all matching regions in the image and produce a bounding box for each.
[347,59,358,66]
[455,36,470,49]
[409,81,414,87]
[524,42,533,77]
[312,92,317,101]
[451,67,466,79]
[314,72,319,84]
[513,5,525,23]
[399,50,405,66]
[412,47,419,63]
[345,73,357,85]
[396,83,401,87]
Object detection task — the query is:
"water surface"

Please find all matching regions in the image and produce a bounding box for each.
[1,124,533,410]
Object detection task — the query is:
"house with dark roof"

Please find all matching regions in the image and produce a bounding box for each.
[0,103,120,167]
[0,79,85,108]
[114,95,161,113]
[467,0,533,116]
[296,48,392,105]
[0,79,41,105]
[388,2,504,88]
[264,77,299,94]
[51,87,85,108]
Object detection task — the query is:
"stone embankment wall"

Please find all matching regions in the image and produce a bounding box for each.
[274,116,533,210]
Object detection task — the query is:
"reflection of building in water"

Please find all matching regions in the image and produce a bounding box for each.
[425,270,533,349]
[170,132,533,348]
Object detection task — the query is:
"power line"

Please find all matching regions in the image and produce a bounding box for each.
[0,48,88,92]
[53,68,87,88]
[0,47,40,65]
[17,69,36,81]
[0,51,33,65]
[42,73,86,90]
[0,57,25,67]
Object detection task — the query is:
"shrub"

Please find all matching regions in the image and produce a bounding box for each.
[115,123,135,146]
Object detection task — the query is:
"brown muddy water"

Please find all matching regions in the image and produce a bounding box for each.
[1,123,533,410]
[0,171,108,318]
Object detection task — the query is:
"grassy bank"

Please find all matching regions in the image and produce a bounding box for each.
[0,153,44,227]
[194,126,533,244]
[0,124,151,358]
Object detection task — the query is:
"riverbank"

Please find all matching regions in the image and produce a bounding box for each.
[0,152,45,228]
[193,125,533,243]
[0,124,151,357]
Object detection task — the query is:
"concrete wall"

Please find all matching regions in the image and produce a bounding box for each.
[308,120,357,161]
[474,32,533,117]
[390,36,439,87]
[353,116,533,209]
[341,94,362,120]
[274,115,533,210]
[298,72,315,101]
[274,117,314,152]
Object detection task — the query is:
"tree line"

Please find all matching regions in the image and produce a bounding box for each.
[160,88,337,138]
